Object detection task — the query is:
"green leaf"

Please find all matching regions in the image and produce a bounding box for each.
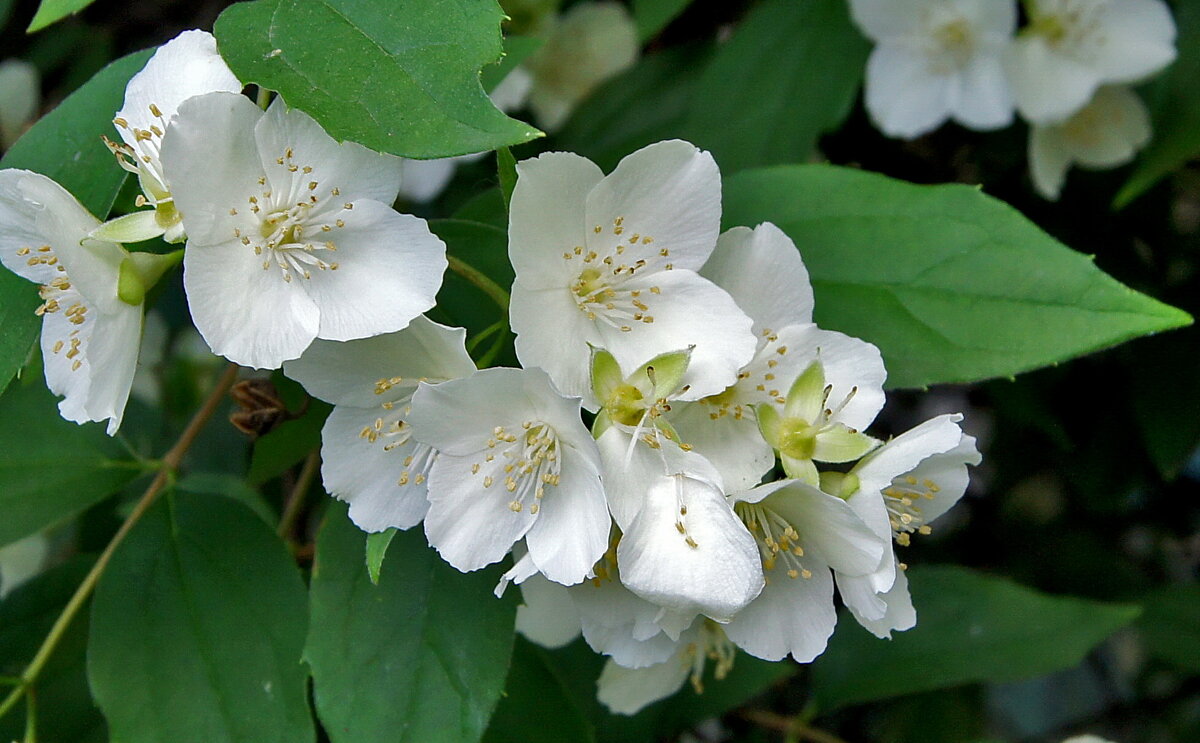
[811,565,1140,711]
[0,558,107,743]
[26,0,95,32]
[88,494,314,743]
[247,406,328,486]
[1129,326,1200,479]
[214,0,541,159]
[723,165,1193,388]
[0,379,140,549]
[364,528,396,585]
[0,49,150,395]
[305,503,516,743]
[632,0,690,41]
[680,0,869,173]
[496,146,517,211]
[1138,585,1200,673]
[1115,2,1200,207]
[175,472,276,526]
[482,638,595,743]
[480,35,541,94]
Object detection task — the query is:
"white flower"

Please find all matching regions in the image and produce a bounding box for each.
[0,169,147,435]
[0,532,50,599]
[100,30,242,244]
[510,140,756,406]
[0,59,39,150]
[407,367,608,586]
[281,316,475,532]
[524,1,639,132]
[160,92,446,369]
[1006,0,1176,124]
[668,223,887,491]
[723,479,885,662]
[1028,85,1152,200]
[596,619,736,715]
[828,414,980,637]
[515,570,584,649]
[850,0,1017,138]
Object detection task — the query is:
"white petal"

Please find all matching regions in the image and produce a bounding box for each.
[836,570,889,622]
[596,426,723,530]
[0,533,50,598]
[283,316,474,407]
[1068,87,1152,168]
[160,91,266,244]
[950,53,1014,131]
[847,0,929,41]
[511,280,604,404]
[116,30,241,181]
[573,578,682,668]
[319,405,432,532]
[1006,36,1101,124]
[302,201,446,342]
[724,564,837,662]
[853,414,967,500]
[524,446,609,586]
[423,451,538,572]
[489,66,533,113]
[597,655,690,716]
[846,558,916,639]
[0,60,39,149]
[1029,125,1072,200]
[584,140,721,272]
[182,237,320,368]
[771,325,887,431]
[618,474,763,622]
[702,223,814,332]
[864,44,954,139]
[897,432,980,526]
[509,151,604,289]
[667,402,774,492]
[516,572,583,649]
[397,157,459,203]
[255,98,401,207]
[1092,0,1177,83]
[601,269,756,401]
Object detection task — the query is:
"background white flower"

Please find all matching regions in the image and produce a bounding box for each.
[1005,0,1176,124]
[1028,86,1152,200]
[0,59,39,150]
[509,140,756,406]
[850,0,1017,138]
[0,169,144,435]
[282,316,476,532]
[408,367,609,586]
[160,92,446,369]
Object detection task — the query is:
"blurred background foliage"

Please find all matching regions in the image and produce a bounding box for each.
[0,0,1196,742]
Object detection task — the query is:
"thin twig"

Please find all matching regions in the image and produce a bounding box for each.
[0,363,240,725]
[447,254,510,311]
[741,709,852,743]
[277,448,319,540]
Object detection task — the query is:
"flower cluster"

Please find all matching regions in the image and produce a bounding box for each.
[0,31,446,432]
[289,139,980,714]
[1,29,981,717]
[849,0,1176,199]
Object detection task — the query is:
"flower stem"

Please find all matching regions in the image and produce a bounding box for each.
[740,709,849,743]
[277,448,319,540]
[447,255,510,311]
[255,85,272,110]
[0,363,240,726]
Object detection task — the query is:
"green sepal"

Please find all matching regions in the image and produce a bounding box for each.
[812,424,881,463]
[784,359,826,422]
[117,250,183,306]
[589,345,624,404]
[90,210,165,245]
[755,403,782,449]
[637,346,692,400]
[819,470,861,500]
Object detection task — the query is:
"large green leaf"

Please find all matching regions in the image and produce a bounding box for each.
[0,379,139,549]
[723,165,1193,388]
[0,558,107,743]
[680,0,868,174]
[1115,1,1200,208]
[811,566,1140,711]
[0,49,150,395]
[430,218,512,338]
[482,638,595,743]
[87,494,314,743]
[1138,585,1200,673]
[305,504,517,743]
[214,0,541,159]
[632,0,690,41]
[26,0,95,32]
